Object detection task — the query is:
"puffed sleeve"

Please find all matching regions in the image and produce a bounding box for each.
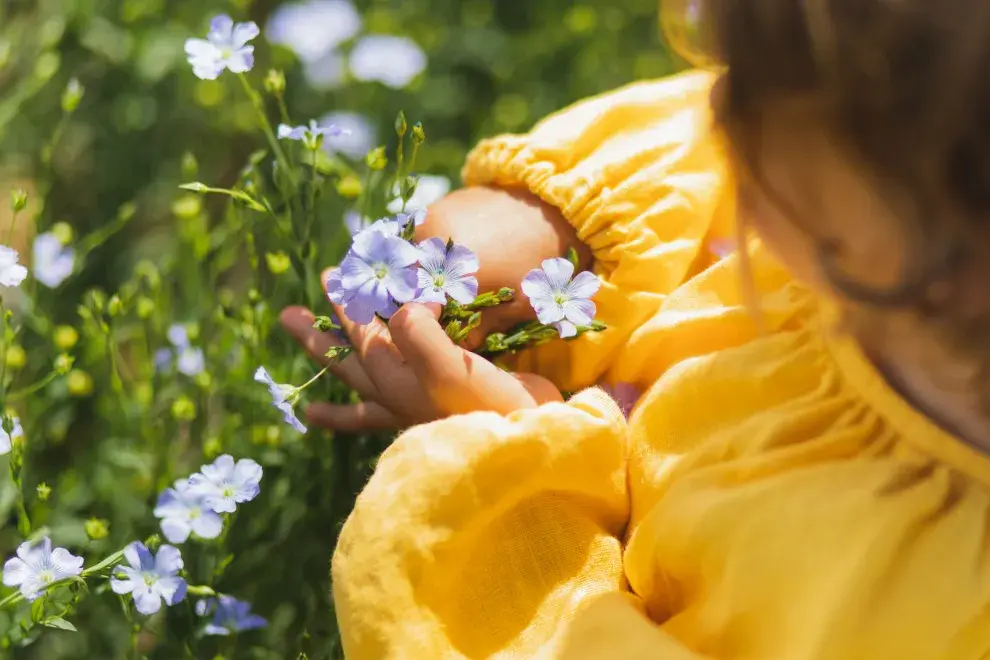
[331,389,630,658]
[462,69,735,392]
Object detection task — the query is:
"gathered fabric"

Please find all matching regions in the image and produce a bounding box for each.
[331,71,990,659]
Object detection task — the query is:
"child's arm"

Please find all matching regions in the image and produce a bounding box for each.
[461,69,734,393]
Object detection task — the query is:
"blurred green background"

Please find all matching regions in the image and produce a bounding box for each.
[0,0,678,656]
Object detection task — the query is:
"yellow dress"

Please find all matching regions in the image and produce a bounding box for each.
[331,70,990,659]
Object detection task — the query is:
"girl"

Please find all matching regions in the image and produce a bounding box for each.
[282,0,990,656]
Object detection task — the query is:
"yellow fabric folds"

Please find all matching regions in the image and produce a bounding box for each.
[333,72,990,659]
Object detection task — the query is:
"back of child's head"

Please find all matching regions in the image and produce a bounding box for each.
[663,0,990,413]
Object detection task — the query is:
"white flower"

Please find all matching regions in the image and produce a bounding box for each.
[0,417,22,456]
[349,35,427,88]
[0,246,27,288]
[187,454,264,514]
[319,111,376,160]
[2,538,83,601]
[184,15,260,80]
[387,175,451,213]
[254,367,307,434]
[154,478,224,544]
[266,0,361,63]
[32,233,75,288]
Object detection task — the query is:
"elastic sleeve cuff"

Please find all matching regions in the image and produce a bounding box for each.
[462,70,734,391]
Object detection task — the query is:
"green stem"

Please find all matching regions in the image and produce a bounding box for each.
[297,364,331,394]
[7,369,59,402]
[6,208,19,246]
[236,74,295,187]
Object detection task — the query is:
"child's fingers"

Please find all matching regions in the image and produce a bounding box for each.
[278,306,380,399]
[388,303,466,393]
[305,401,399,432]
[329,302,410,395]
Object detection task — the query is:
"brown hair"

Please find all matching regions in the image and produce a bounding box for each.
[664,0,990,388]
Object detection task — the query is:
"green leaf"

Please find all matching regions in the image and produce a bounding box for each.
[42,617,77,632]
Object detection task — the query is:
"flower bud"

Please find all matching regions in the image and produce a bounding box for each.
[9,189,26,213]
[312,316,338,332]
[171,395,196,421]
[365,146,388,171]
[67,369,93,396]
[194,372,212,389]
[135,297,155,320]
[203,436,223,459]
[106,295,123,317]
[181,152,198,180]
[411,122,426,145]
[51,221,73,245]
[395,110,408,137]
[335,175,363,199]
[5,345,25,370]
[135,382,153,406]
[84,517,110,541]
[88,289,107,314]
[171,194,202,219]
[53,325,78,350]
[60,77,84,113]
[248,289,261,304]
[36,482,51,502]
[265,251,291,275]
[264,68,286,95]
[55,354,75,375]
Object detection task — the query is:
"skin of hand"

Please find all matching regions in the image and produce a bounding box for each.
[279,185,586,431]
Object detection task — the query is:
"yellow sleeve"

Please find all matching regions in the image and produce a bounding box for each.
[331,389,631,659]
[463,69,735,392]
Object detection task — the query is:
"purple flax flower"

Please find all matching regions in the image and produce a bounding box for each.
[415,238,478,305]
[277,119,349,149]
[0,416,22,455]
[187,454,263,514]
[154,478,224,544]
[196,595,268,636]
[254,366,307,433]
[111,542,187,615]
[334,229,420,323]
[32,233,75,288]
[2,538,83,601]
[522,258,601,338]
[159,324,205,377]
[185,15,259,80]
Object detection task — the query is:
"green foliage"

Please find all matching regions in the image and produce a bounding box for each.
[0,0,678,657]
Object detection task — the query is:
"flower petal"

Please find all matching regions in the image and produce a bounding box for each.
[160,517,192,544]
[231,21,260,49]
[124,542,155,571]
[203,623,232,636]
[233,458,263,489]
[540,258,575,291]
[155,576,187,606]
[562,297,596,327]
[253,366,274,387]
[555,320,577,338]
[444,243,479,277]
[339,253,375,290]
[208,15,235,44]
[533,301,566,325]
[236,614,268,631]
[49,548,83,578]
[191,511,223,540]
[521,269,555,303]
[154,545,184,576]
[416,238,447,274]
[383,264,419,303]
[225,47,255,74]
[444,277,478,305]
[2,557,29,587]
[565,270,601,300]
[110,575,138,595]
[132,585,163,615]
[202,455,235,482]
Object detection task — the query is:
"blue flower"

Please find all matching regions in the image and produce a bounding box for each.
[521,258,601,338]
[331,229,420,324]
[277,119,349,149]
[187,454,263,514]
[111,542,187,616]
[0,416,22,456]
[32,233,75,288]
[254,366,307,433]
[2,537,83,601]
[154,478,224,544]
[185,15,259,80]
[265,0,361,63]
[415,238,479,305]
[0,246,27,288]
[349,35,427,89]
[156,324,205,376]
[196,595,268,636]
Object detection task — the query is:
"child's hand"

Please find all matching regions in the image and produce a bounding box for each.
[280,292,562,432]
[414,186,591,346]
